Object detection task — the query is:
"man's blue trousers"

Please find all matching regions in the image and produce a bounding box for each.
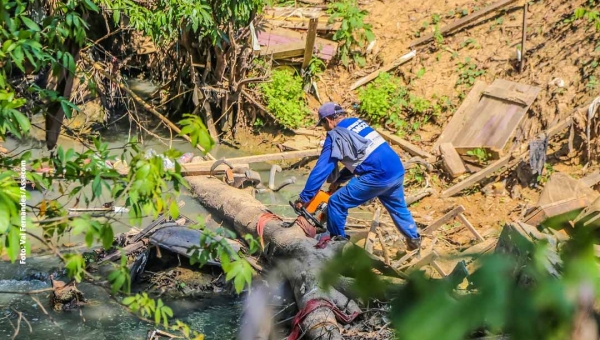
[326,175,419,239]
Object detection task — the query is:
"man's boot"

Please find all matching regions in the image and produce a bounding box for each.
[406,236,421,251]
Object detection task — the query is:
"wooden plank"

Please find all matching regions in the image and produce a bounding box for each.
[430,261,448,277]
[457,213,484,242]
[258,41,305,59]
[183,149,321,168]
[408,251,438,271]
[440,142,466,178]
[441,155,511,198]
[263,8,340,31]
[483,86,537,106]
[423,206,465,234]
[434,80,488,151]
[376,229,391,265]
[350,50,416,90]
[376,128,435,162]
[364,208,381,254]
[580,171,600,188]
[409,0,518,47]
[268,19,341,31]
[301,18,318,69]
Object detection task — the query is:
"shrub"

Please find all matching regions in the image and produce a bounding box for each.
[358,73,440,138]
[328,0,374,67]
[259,69,311,129]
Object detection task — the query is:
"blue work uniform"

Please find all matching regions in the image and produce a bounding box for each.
[299,117,419,239]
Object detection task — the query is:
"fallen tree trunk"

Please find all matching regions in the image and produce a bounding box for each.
[185,176,362,339]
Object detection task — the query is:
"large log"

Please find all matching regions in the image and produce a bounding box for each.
[185,176,361,339]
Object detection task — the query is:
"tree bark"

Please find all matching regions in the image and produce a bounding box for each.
[185,176,362,339]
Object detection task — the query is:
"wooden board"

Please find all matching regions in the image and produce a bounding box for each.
[423,206,465,234]
[439,142,466,178]
[434,80,488,152]
[258,42,305,59]
[255,23,337,61]
[263,7,341,31]
[436,79,540,158]
[441,154,511,198]
[376,128,435,161]
[350,50,416,90]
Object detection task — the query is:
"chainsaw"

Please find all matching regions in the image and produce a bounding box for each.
[289,190,331,231]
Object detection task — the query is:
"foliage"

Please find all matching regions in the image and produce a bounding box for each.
[574,2,600,31]
[460,38,480,49]
[456,57,485,87]
[405,165,426,187]
[259,69,311,129]
[122,292,173,328]
[322,225,600,340]
[179,114,215,152]
[537,163,555,184]
[328,0,375,67]
[108,253,132,294]
[358,72,442,137]
[586,75,598,92]
[466,147,491,164]
[95,0,263,45]
[306,56,326,77]
[187,220,258,294]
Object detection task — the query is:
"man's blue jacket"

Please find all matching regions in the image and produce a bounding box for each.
[299,117,405,203]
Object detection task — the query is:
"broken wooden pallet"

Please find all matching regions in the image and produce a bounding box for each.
[255,23,337,61]
[422,205,484,242]
[435,79,541,159]
[263,7,341,31]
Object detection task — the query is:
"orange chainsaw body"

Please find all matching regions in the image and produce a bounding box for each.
[305,190,331,222]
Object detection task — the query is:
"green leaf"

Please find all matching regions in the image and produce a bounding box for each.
[169,201,179,220]
[20,16,40,31]
[122,296,136,305]
[92,174,102,198]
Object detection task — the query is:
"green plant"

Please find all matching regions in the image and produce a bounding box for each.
[328,0,374,67]
[490,16,504,31]
[122,293,173,328]
[586,75,598,92]
[259,69,311,129]
[466,147,491,164]
[307,56,326,77]
[406,165,426,187]
[460,38,480,49]
[537,163,555,184]
[574,5,600,31]
[358,72,438,136]
[456,57,485,87]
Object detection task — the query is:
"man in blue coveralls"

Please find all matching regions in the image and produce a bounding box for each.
[294,102,421,250]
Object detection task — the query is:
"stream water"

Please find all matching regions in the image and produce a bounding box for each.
[0,131,374,339]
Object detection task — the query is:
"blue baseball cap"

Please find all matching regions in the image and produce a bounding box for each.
[317,102,345,127]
